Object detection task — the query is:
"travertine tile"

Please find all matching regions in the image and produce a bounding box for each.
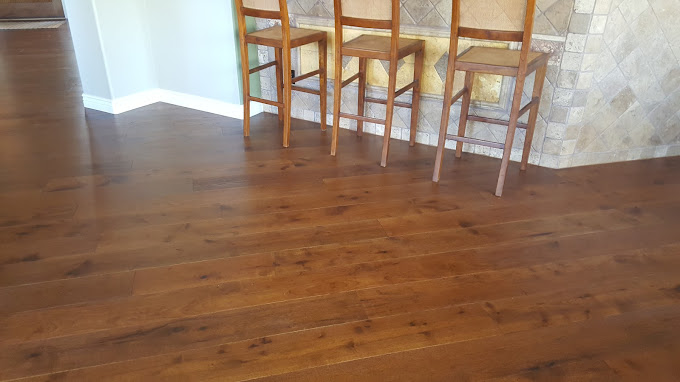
[618,0,650,23]
[565,33,587,52]
[558,70,579,88]
[594,0,613,14]
[589,15,607,33]
[544,0,575,35]
[569,13,592,33]
[576,71,593,89]
[584,34,603,53]
[575,0,596,13]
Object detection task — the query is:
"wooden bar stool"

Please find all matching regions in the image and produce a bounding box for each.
[235,0,328,148]
[432,0,550,197]
[330,0,425,167]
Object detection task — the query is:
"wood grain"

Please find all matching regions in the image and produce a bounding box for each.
[0,26,679,381]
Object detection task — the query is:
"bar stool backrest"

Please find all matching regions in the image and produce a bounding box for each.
[451,0,537,75]
[453,0,535,43]
[459,0,528,36]
[235,0,292,50]
[336,0,398,30]
[238,0,287,19]
[334,0,401,63]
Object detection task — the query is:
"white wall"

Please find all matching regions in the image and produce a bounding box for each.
[93,0,156,99]
[64,0,257,117]
[63,0,110,99]
[145,0,242,105]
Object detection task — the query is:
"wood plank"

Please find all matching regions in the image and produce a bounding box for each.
[0,292,368,381]
[249,304,680,381]
[357,244,680,319]
[0,272,133,315]
[14,252,680,381]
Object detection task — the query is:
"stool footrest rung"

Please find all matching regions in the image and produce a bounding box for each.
[341,73,361,88]
[445,134,505,150]
[518,96,539,118]
[291,69,322,84]
[249,96,284,108]
[249,61,277,75]
[338,112,385,125]
[467,115,528,130]
[450,88,469,105]
[364,97,412,109]
[394,80,418,98]
[291,85,320,95]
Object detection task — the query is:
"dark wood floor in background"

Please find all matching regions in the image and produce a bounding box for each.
[1,26,680,382]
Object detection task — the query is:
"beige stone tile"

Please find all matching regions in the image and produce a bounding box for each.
[591,49,616,81]
[660,67,680,96]
[597,67,627,100]
[569,13,592,33]
[539,153,560,168]
[576,71,594,89]
[603,8,627,44]
[560,139,578,155]
[561,52,583,71]
[584,85,606,119]
[564,123,581,140]
[618,0,650,23]
[550,106,570,123]
[543,137,563,155]
[609,86,636,115]
[585,34,603,53]
[544,0,575,35]
[558,70,578,88]
[575,0,597,13]
[546,121,567,139]
[667,145,680,156]
[594,0,614,14]
[569,106,585,124]
[589,15,608,33]
[566,33,588,52]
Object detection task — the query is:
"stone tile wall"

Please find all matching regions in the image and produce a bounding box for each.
[568,0,680,165]
[254,0,679,168]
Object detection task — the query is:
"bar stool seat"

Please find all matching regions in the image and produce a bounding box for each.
[456,46,549,76]
[236,0,328,148]
[342,35,424,60]
[432,0,550,197]
[331,0,425,167]
[245,26,327,49]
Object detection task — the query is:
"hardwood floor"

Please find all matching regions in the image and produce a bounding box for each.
[1,26,679,381]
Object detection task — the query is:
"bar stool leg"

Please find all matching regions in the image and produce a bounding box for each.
[240,42,251,137]
[331,54,343,156]
[275,48,284,125]
[282,47,293,148]
[380,59,399,167]
[495,75,527,197]
[410,49,424,147]
[357,57,367,136]
[456,72,474,158]
[521,64,547,171]
[318,38,328,131]
[433,52,459,182]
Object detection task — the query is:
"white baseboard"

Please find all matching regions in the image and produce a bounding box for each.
[82,94,115,114]
[82,89,263,119]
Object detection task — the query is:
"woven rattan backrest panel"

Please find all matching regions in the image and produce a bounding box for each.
[340,0,393,20]
[459,0,527,32]
[242,0,279,12]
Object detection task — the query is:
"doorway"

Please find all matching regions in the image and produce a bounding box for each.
[0,0,65,19]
